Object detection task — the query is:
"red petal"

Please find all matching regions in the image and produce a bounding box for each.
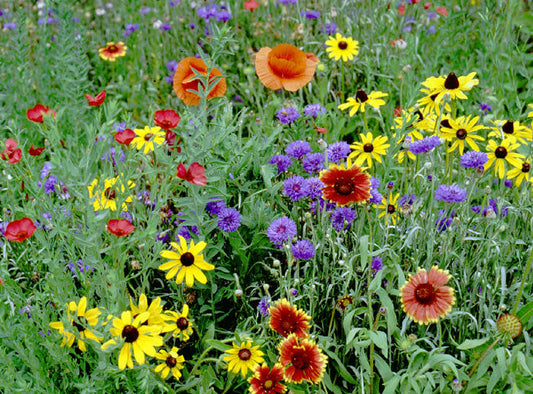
[114,129,136,145]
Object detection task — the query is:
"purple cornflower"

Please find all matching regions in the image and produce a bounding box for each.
[292,239,315,260]
[113,122,127,132]
[290,288,298,296]
[460,151,488,170]
[303,103,326,118]
[310,198,336,214]
[166,60,178,73]
[102,146,125,165]
[436,209,454,233]
[504,178,513,188]
[301,10,321,19]
[269,154,293,174]
[123,23,139,37]
[217,207,241,232]
[157,231,170,244]
[67,259,94,278]
[435,184,467,203]
[285,140,311,160]
[278,0,298,4]
[398,193,416,207]
[302,152,325,174]
[483,198,508,218]
[330,206,357,231]
[321,22,337,34]
[4,22,16,30]
[40,163,52,179]
[427,12,437,19]
[370,176,380,189]
[408,135,441,154]
[371,257,383,275]
[44,175,58,194]
[426,25,436,35]
[277,106,301,124]
[267,216,297,245]
[206,198,226,216]
[176,226,192,240]
[306,177,324,199]
[120,211,133,222]
[159,22,172,31]
[326,141,351,163]
[283,176,309,201]
[258,297,271,316]
[139,6,151,15]
[215,10,232,22]
[479,102,492,115]
[169,0,180,6]
[369,188,383,204]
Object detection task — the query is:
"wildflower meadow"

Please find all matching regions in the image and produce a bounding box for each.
[2,0,533,393]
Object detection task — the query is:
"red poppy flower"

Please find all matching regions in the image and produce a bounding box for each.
[248,363,286,394]
[165,131,182,152]
[398,4,405,15]
[424,2,432,9]
[269,299,311,339]
[85,90,106,107]
[4,218,37,242]
[154,109,181,130]
[278,334,327,384]
[177,162,207,186]
[28,144,45,156]
[436,6,447,16]
[1,139,22,164]
[107,219,134,237]
[244,0,260,11]
[27,104,56,123]
[319,161,371,206]
[114,129,136,145]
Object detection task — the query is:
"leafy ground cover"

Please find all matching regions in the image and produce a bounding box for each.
[1,0,533,393]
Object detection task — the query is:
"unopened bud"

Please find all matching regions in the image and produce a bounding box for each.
[235,289,243,299]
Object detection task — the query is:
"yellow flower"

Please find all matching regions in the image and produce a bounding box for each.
[325,33,359,62]
[162,304,194,342]
[349,132,390,168]
[131,126,165,154]
[154,347,186,380]
[417,87,451,116]
[159,236,215,287]
[488,119,532,144]
[338,90,388,116]
[129,294,167,328]
[102,311,163,370]
[223,340,264,378]
[507,159,532,187]
[87,175,135,212]
[527,103,533,118]
[440,115,485,154]
[421,72,478,105]
[49,296,102,352]
[485,137,524,179]
[98,41,127,61]
[377,193,401,225]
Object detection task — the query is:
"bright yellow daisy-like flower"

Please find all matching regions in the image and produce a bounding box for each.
[101,311,163,370]
[131,126,165,155]
[488,119,532,145]
[507,159,532,187]
[485,137,524,179]
[440,115,485,154]
[224,340,264,378]
[393,107,432,133]
[349,132,390,168]
[421,72,478,105]
[394,132,422,164]
[162,304,194,342]
[87,175,135,212]
[325,33,359,62]
[154,347,186,380]
[159,236,215,287]
[417,86,451,116]
[99,41,127,61]
[129,294,167,328]
[377,193,401,225]
[338,89,388,116]
[49,296,102,352]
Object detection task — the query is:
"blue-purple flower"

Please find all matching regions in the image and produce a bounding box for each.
[302,152,325,174]
[283,176,309,201]
[277,106,301,124]
[409,136,441,154]
[217,207,241,233]
[267,216,297,246]
[303,103,326,118]
[326,141,351,163]
[285,140,311,160]
[269,154,293,173]
[330,207,357,231]
[435,184,467,203]
[460,151,488,170]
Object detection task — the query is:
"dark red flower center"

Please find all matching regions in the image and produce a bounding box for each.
[166,355,177,368]
[176,317,189,330]
[15,231,28,239]
[334,180,354,196]
[121,325,139,343]
[355,89,369,103]
[180,252,195,267]
[338,41,348,50]
[71,317,87,333]
[363,143,374,153]
[495,146,507,159]
[387,204,396,214]
[238,348,252,361]
[414,110,424,121]
[281,319,297,334]
[414,283,437,305]
[144,133,153,141]
[440,119,451,129]
[430,93,439,102]
[522,162,530,173]
[502,120,514,134]
[444,72,459,89]
[104,188,116,200]
[456,129,467,140]
[291,352,310,370]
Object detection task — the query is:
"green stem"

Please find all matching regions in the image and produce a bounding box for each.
[468,338,499,378]
[189,346,214,376]
[512,246,533,315]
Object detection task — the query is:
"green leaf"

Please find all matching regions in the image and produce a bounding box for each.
[360,235,369,268]
[517,302,533,330]
[369,330,388,357]
[457,337,490,350]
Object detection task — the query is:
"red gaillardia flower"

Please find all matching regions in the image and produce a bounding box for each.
[278,334,327,384]
[255,44,316,92]
[173,57,227,106]
[85,90,107,107]
[98,41,127,61]
[177,162,207,186]
[4,218,37,242]
[1,139,22,164]
[107,219,135,237]
[319,159,371,206]
[400,266,455,325]
[269,299,311,339]
[154,109,181,130]
[27,104,56,123]
[248,363,287,394]
[114,129,136,145]
[28,144,45,156]
[244,0,260,11]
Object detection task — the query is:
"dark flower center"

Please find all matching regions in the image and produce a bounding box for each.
[363,143,374,153]
[522,162,530,173]
[180,252,195,266]
[104,188,116,200]
[291,353,310,370]
[176,317,189,330]
[166,355,177,368]
[495,146,508,159]
[108,45,118,52]
[444,72,459,89]
[440,119,451,129]
[414,283,437,305]
[387,204,396,214]
[456,129,467,140]
[355,89,369,103]
[281,319,297,333]
[334,180,354,196]
[144,133,153,141]
[338,41,348,50]
[238,348,252,361]
[414,110,424,121]
[121,325,139,343]
[71,317,87,333]
[430,93,439,102]
[502,120,514,134]
[16,231,27,238]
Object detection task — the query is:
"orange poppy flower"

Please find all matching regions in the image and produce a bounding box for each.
[255,44,316,92]
[173,57,227,106]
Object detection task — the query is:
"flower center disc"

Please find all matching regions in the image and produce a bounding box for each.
[122,324,139,343]
[338,41,348,50]
[387,204,396,214]
[144,133,153,141]
[414,283,437,305]
[166,355,177,368]
[502,120,514,134]
[180,252,195,267]
[414,110,424,121]
[238,348,252,361]
[281,319,297,334]
[355,89,369,103]
[522,162,530,173]
[291,353,309,370]
[72,317,87,332]
[334,180,354,196]
[363,143,374,153]
[264,380,273,389]
[444,72,459,89]
[440,119,451,128]
[495,146,508,159]
[176,317,189,330]
[104,188,116,200]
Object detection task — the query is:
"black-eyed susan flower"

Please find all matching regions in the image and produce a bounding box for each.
[224,340,265,378]
[338,90,388,116]
[440,115,485,154]
[488,119,532,144]
[278,334,327,384]
[400,266,455,325]
[377,193,401,225]
[87,175,135,212]
[421,72,478,105]
[485,137,524,179]
[325,33,359,62]
[162,304,194,342]
[269,299,311,339]
[507,159,531,187]
[159,236,214,287]
[129,294,166,328]
[131,126,165,154]
[349,132,390,168]
[102,311,163,370]
[99,41,127,61]
[248,363,287,394]
[417,87,451,116]
[49,296,102,352]
[318,158,371,206]
[393,107,432,133]
[154,347,186,380]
